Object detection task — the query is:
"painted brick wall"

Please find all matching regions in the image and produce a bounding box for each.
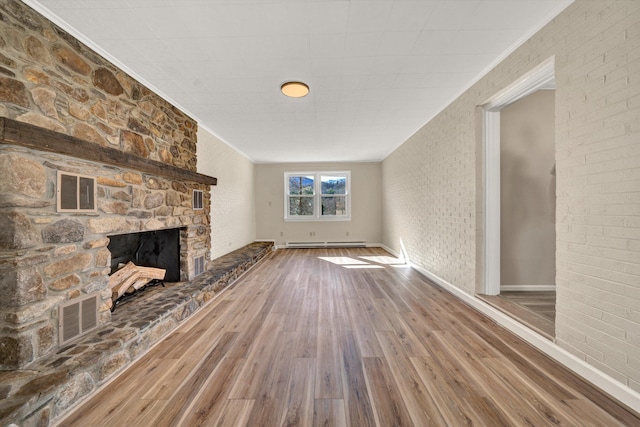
[197,127,256,260]
[382,0,640,392]
[382,105,477,294]
[554,0,640,390]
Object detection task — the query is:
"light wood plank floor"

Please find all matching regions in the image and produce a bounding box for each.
[479,291,556,340]
[57,248,639,426]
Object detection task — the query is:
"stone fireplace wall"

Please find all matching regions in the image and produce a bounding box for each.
[0,1,213,369]
[0,0,198,170]
[0,146,211,369]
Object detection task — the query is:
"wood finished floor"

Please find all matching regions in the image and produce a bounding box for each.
[479,291,556,340]
[57,248,639,427]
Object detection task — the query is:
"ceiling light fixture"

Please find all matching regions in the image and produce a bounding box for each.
[281,81,309,98]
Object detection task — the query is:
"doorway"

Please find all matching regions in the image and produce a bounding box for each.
[479,57,557,339]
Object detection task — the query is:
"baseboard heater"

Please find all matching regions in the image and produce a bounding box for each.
[285,241,366,248]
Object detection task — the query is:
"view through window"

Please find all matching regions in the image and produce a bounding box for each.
[285,171,350,221]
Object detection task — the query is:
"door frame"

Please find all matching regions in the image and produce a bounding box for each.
[480,56,555,295]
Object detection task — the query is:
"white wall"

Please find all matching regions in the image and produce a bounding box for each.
[382,0,640,394]
[255,162,382,246]
[500,90,556,289]
[197,127,256,260]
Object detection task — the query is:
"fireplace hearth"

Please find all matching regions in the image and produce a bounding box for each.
[0,241,274,427]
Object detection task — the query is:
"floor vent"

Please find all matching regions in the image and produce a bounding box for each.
[59,294,98,345]
[194,255,205,276]
[286,241,366,248]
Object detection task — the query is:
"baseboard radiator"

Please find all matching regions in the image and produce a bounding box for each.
[285,241,366,248]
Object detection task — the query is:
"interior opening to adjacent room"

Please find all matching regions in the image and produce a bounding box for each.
[478,57,557,338]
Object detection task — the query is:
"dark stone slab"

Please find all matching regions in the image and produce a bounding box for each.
[15,370,68,397]
[41,219,85,243]
[92,67,123,95]
[0,211,38,250]
[0,267,45,308]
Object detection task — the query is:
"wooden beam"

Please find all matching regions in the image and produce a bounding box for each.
[0,117,217,186]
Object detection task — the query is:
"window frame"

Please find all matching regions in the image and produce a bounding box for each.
[284,171,351,222]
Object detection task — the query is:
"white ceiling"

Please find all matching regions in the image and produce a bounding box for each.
[26,0,572,163]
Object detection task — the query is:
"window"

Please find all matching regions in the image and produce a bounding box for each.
[57,171,96,212]
[285,171,350,221]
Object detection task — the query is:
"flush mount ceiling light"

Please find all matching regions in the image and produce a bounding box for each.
[281,81,309,98]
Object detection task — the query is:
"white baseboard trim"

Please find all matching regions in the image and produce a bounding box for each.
[366,242,386,249]
[255,239,277,247]
[274,242,389,251]
[500,285,556,292]
[409,261,640,412]
[379,244,402,258]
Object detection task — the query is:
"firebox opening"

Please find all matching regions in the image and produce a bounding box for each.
[108,228,181,282]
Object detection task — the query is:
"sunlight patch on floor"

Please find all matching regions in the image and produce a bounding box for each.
[343,265,385,269]
[318,254,406,270]
[359,255,405,265]
[318,256,368,266]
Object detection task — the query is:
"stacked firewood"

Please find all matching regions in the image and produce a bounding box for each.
[108,261,166,303]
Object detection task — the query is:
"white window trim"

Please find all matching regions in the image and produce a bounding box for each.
[284,171,351,222]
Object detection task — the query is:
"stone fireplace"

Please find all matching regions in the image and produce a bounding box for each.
[0,119,216,370]
[0,1,217,372]
[108,228,183,282]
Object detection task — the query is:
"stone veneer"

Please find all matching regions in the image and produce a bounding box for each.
[0,0,212,371]
[0,1,198,171]
[0,144,211,369]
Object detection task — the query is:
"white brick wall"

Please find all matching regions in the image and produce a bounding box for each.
[382,0,640,392]
[197,127,256,260]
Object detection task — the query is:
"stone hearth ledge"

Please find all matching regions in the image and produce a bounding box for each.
[0,241,274,427]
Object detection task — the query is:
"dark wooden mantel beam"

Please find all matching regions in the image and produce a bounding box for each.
[0,117,217,186]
